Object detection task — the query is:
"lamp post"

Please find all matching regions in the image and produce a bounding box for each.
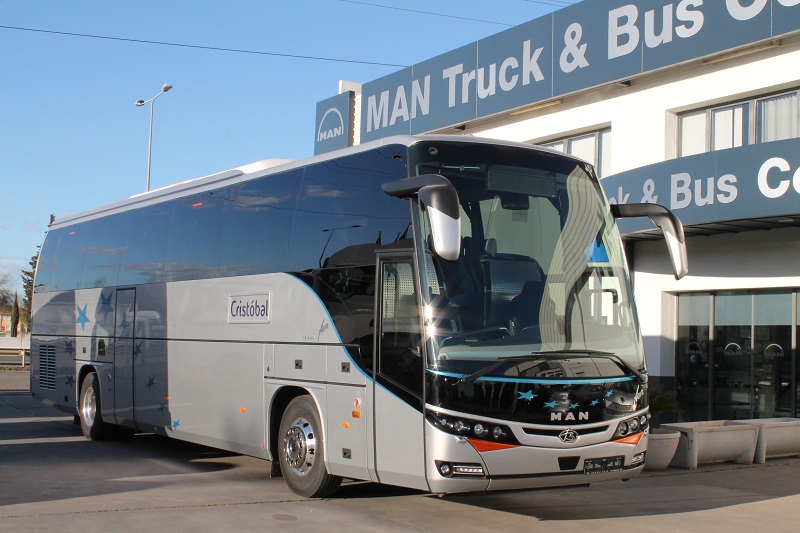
[319,225,362,268]
[135,83,173,192]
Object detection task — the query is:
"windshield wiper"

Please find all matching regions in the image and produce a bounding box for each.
[455,350,645,385]
[456,356,547,385]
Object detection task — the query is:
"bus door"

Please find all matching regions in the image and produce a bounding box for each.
[372,253,427,490]
[113,288,136,426]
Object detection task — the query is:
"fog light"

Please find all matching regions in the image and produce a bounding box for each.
[439,463,452,476]
[492,427,508,440]
[631,452,645,466]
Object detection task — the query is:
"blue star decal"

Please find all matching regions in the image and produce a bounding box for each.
[591,399,600,406]
[517,390,537,401]
[146,376,156,389]
[64,339,75,356]
[133,342,143,358]
[159,401,168,413]
[65,375,75,386]
[570,402,580,409]
[544,401,558,408]
[605,390,614,398]
[99,292,114,320]
[76,305,90,331]
[171,420,181,430]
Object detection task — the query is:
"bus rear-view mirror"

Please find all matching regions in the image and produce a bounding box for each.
[611,203,688,280]
[383,174,461,261]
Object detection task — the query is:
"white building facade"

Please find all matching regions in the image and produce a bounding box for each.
[316,1,800,422]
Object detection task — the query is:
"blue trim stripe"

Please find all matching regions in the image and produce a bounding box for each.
[427,369,646,385]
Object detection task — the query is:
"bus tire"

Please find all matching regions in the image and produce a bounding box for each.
[78,372,112,440]
[278,395,342,498]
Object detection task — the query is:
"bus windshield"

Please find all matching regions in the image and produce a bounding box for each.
[408,141,643,382]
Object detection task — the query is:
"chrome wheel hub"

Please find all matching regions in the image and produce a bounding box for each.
[283,416,316,476]
[81,385,96,427]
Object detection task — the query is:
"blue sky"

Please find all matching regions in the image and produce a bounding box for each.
[0,0,572,294]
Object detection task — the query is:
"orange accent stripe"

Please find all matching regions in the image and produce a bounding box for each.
[467,439,519,453]
[615,432,643,445]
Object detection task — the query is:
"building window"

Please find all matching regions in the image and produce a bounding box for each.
[676,290,797,422]
[678,89,800,157]
[758,92,799,143]
[540,129,611,178]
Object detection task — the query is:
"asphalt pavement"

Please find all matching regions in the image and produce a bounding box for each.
[2,369,800,532]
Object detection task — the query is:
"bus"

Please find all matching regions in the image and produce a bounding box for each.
[30,135,687,497]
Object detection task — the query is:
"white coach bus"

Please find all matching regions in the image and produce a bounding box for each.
[30,136,687,497]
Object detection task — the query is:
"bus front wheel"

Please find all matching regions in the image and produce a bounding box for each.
[278,395,342,498]
[78,372,112,440]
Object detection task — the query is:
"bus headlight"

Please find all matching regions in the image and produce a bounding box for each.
[426,413,517,444]
[492,427,508,440]
[473,423,489,438]
[612,414,649,440]
[454,420,471,434]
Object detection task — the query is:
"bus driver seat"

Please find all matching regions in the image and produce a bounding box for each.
[510,279,546,338]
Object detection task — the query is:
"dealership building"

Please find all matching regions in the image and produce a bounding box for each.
[315,0,800,422]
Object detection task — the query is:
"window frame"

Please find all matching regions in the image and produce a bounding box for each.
[538,128,611,178]
[678,88,800,157]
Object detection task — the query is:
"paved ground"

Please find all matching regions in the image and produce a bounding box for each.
[2,370,800,532]
[0,367,28,392]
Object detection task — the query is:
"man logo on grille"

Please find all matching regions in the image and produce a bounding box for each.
[558,428,579,444]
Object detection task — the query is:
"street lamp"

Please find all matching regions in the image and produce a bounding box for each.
[135,83,173,192]
[319,225,362,268]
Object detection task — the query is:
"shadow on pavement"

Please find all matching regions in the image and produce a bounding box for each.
[0,400,253,507]
[439,458,800,521]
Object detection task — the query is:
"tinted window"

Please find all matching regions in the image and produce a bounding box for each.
[118,201,173,285]
[164,188,229,281]
[291,146,410,272]
[79,216,128,289]
[35,227,80,292]
[219,169,302,276]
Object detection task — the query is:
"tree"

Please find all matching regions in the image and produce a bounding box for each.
[0,273,11,336]
[20,251,37,328]
[20,214,55,329]
[10,293,19,337]
[0,271,10,301]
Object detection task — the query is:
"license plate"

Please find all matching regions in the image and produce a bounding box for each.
[583,455,624,475]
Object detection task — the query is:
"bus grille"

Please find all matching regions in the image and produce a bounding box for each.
[38,345,57,390]
[523,424,610,437]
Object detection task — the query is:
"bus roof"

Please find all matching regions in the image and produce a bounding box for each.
[50,135,585,230]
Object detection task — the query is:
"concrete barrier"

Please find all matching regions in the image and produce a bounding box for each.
[730,418,800,464]
[661,420,759,470]
[644,428,681,471]
[0,337,30,364]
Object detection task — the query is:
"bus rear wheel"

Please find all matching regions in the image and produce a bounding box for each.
[79,372,112,440]
[278,395,342,498]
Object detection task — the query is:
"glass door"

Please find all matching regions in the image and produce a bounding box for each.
[676,293,711,421]
[677,290,798,420]
[754,293,792,418]
[714,293,754,420]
